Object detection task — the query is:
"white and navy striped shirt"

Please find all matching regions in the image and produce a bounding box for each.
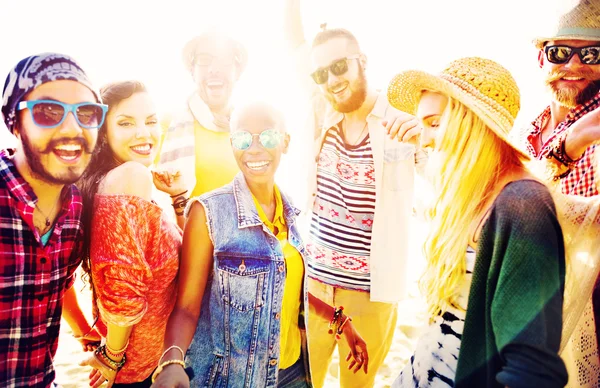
[306,125,376,291]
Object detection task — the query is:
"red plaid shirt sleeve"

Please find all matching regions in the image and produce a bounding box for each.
[0,150,84,388]
[524,92,600,197]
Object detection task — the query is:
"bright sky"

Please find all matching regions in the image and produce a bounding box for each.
[0,0,563,164]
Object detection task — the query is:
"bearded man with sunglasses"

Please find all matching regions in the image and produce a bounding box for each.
[284,3,427,387]
[520,0,600,385]
[0,53,105,388]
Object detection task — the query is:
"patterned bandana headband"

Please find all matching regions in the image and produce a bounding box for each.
[1,52,101,134]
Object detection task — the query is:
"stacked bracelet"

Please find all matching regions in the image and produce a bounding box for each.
[105,341,128,359]
[95,344,126,371]
[152,359,186,383]
[328,306,345,335]
[546,133,580,170]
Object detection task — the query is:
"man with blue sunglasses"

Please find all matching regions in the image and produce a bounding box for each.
[0,53,105,388]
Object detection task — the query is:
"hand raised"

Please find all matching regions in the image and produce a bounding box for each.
[382,112,422,144]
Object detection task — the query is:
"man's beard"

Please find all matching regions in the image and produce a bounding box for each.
[546,70,600,108]
[326,67,368,113]
[20,129,93,185]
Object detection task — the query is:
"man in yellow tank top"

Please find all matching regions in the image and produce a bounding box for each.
[156,29,248,206]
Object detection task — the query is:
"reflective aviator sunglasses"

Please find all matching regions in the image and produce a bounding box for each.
[231,129,284,150]
[311,55,361,85]
[17,99,109,129]
[544,45,600,65]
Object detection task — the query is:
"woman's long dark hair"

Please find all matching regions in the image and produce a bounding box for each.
[78,81,147,288]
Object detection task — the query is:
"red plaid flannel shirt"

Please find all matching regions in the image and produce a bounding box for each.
[525,91,600,197]
[0,149,83,388]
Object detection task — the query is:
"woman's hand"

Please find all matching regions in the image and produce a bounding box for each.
[75,328,102,352]
[150,364,190,388]
[341,319,369,374]
[382,113,422,144]
[152,169,187,197]
[79,352,118,388]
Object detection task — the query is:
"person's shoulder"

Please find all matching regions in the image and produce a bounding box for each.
[100,162,153,201]
[494,179,556,219]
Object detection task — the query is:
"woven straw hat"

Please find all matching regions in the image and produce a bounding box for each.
[533,0,600,48]
[387,57,530,160]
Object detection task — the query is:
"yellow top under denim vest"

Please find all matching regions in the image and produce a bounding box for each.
[252,185,303,369]
[191,122,239,197]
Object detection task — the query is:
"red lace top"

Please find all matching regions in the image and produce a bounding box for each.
[91,195,181,383]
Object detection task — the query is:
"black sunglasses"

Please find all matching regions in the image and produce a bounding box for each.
[311,55,361,85]
[544,45,600,65]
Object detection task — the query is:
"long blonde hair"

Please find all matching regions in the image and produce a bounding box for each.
[421,98,526,317]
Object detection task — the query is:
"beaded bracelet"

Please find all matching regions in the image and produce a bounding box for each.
[105,341,129,359]
[95,344,126,371]
[151,359,186,383]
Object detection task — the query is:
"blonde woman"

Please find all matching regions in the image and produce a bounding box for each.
[386,57,568,388]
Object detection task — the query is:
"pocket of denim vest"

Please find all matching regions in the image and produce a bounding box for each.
[203,353,223,388]
[216,255,270,312]
[383,144,414,191]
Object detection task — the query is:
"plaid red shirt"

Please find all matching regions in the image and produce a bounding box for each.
[0,149,83,388]
[524,91,600,197]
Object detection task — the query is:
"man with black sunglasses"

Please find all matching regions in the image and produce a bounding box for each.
[523,0,600,194]
[519,0,600,384]
[284,2,427,387]
[0,53,104,388]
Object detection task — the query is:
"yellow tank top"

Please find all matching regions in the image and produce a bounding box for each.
[252,186,303,369]
[191,123,239,197]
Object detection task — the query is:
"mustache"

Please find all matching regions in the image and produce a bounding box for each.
[546,70,600,84]
[39,137,94,154]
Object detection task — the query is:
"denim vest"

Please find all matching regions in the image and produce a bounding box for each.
[187,174,308,388]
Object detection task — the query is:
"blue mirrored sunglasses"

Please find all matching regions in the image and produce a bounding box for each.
[230,129,284,150]
[17,99,108,129]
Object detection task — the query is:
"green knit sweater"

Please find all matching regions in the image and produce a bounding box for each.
[455,180,568,388]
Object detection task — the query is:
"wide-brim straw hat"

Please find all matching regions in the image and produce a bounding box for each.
[387,57,530,160]
[182,31,248,74]
[533,0,600,48]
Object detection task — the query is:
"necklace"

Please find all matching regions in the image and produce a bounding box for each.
[35,199,59,228]
[342,117,369,146]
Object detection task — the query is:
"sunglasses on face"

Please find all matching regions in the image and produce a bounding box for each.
[230,129,284,150]
[17,100,108,129]
[544,45,600,65]
[310,55,361,85]
[193,54,236,68]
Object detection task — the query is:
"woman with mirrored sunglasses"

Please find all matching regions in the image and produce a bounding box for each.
[77,81,191,388]
[152,101,369,388]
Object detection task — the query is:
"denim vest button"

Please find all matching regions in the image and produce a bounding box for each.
[278,265,285,273]
[269,359,278,366]
[275,313,280,320]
